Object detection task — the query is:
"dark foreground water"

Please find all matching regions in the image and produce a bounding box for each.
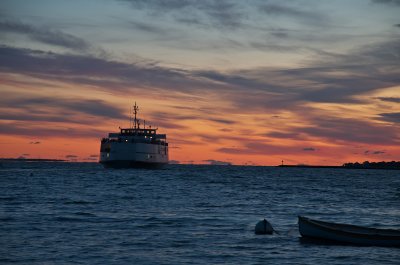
[1,162,399,264]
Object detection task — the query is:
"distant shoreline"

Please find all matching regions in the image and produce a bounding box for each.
[278,161,400,170]
[0,158,66,162]
[278,165,343,169]
[1,158,399,170]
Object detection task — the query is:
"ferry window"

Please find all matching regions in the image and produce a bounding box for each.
[107,153,110,158]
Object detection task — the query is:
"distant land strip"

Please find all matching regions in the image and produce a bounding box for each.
[1,158,399,169]
[0,158,66,162]
[279,161,400,170]
[278,165,342,169]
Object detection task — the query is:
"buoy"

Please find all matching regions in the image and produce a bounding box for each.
[255,218,274,235]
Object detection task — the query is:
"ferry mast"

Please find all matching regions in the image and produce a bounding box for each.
[133,102,139,129]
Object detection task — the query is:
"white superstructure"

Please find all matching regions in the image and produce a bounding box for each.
[99,103,168,168]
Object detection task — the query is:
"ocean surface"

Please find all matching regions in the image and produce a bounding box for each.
[1,162,399,264]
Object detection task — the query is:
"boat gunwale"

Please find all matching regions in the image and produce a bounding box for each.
[298,216,400,241]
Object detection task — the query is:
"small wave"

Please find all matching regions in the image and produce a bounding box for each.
[0,258,16,263]
[228,245,254,251]
[195,202,222,208]
[63,200,94,205]
[74,212,97,217]
[144,216,159,222]
[220,202,249,208]
[119,196,135,200]
[170,240,196,248]
[54,216,82,222]
[54,216,94,222]
[138,216,200,228]
[0,196,16,201]
[0,216,14,222]
[118,241,136,247]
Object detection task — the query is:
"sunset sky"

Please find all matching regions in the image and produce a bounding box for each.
[1,0,399,165]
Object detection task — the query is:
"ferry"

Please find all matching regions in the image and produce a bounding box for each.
[99,103,168,168]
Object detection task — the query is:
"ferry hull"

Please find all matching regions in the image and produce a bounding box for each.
[100,160,167,169]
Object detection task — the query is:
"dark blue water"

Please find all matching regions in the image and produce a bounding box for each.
[1,162,399,264]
